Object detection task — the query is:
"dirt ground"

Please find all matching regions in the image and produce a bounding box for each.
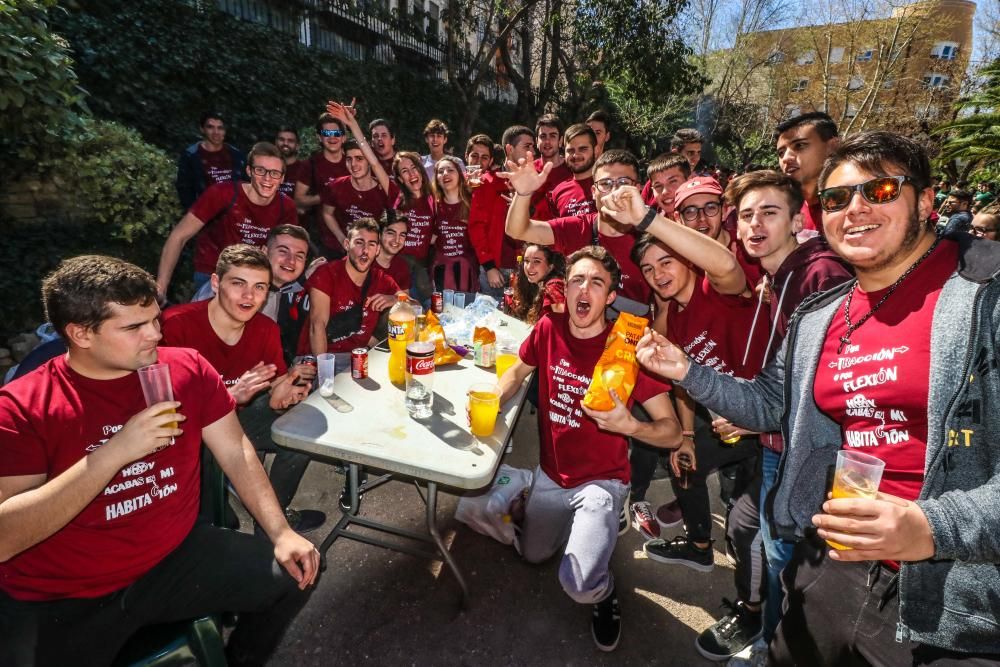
[255,406,736,666]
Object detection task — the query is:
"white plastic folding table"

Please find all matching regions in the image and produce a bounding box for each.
[271,314,532,607]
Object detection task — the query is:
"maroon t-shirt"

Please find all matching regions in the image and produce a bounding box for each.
[188,182,297,274]
[160,300,287,386]
[532,158,573,214]
[396,193,436,261]
[800,199,824,235]
[666,273,768,380]
[319,176,397,250]
[0,347,234,601]
[198,145,235,188]
[548,213,650,303]
[299,259,400,353]
[279,160,306,199]
[434,200,475,260]
[813,240,957,502]
[378,254,411,291]
[544,177,596,220]
[520,313,670,488]
[296,152,350,194]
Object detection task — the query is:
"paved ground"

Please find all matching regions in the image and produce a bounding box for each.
[251,406,736,666]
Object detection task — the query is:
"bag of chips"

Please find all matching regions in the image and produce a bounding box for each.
[419,311,464,366]
[582,312,649,411]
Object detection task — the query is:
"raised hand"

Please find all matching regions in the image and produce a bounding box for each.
[230,362,278,405]
[497,151,550,196]
[635,328,690,381]
[600,185,649,227]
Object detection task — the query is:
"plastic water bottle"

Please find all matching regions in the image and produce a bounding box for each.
[404,340,435,419]
[387,295,415,386]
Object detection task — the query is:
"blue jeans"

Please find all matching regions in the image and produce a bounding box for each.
[761,446,796,641]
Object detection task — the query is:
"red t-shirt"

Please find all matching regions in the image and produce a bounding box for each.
[800,199,824,235]
[397,194,436,261]
[520,313,670,488]
[548,213,651,303]
[378,254,411,291]
[296,152,350,193]
[532,159,573,216]
[721,213,763,287]
[188,182,296,274]
[0,347,234,601]
[434,200,475,260]
[279,160,306,199]
[666,273,768,380]
[813,240,957,501]
[198,145,235,188]
[543,177,596,220]
[299,259,401,353]
[160,300,287,386]
[319,176,398,250]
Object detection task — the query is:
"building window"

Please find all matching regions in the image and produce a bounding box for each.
[797,51,816,65]
[427,1,440,39]
[785,104,802,118]
[845,103,858,119]
[917,104,940,120]
[829,47,845,63]
[768,50,786,64]
[791,78,809,92]
[930,42,959,60]
[856,48,874,62]
[923,73,949,89]
[848,75,864,90]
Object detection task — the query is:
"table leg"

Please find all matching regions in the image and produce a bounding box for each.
[425,481,469,609]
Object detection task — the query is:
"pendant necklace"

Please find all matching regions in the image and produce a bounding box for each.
[836,237,941,354]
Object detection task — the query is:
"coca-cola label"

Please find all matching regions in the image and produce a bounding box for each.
[407,355,435,375]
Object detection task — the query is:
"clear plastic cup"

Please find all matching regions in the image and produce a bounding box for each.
[827,449,886,550]
[317,353,336,396]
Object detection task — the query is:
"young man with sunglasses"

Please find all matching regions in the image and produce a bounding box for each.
[157,142,297,301]
[505,148,651,306]
[634,131,1000,665]
[293,113,351,229]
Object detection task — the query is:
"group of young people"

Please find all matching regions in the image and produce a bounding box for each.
[1,102,998,667]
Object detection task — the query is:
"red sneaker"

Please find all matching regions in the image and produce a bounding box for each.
[630,501,660,540]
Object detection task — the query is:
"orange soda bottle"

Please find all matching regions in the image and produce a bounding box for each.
[387,294,415,386]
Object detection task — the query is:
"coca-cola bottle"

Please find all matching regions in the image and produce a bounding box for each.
[404,341,435,419]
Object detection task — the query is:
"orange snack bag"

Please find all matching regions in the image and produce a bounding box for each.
[582,312,649,411]
[420,311,463,365]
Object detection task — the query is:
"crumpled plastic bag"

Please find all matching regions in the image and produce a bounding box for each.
[455,464,532,546]
[582,312,649,411]
[420,311,463,365]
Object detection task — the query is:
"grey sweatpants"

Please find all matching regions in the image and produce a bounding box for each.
[520,466,630,605]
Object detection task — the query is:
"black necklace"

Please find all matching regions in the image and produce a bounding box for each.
[836,237,941,354]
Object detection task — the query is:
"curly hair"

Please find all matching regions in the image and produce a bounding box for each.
[511,244,565,324]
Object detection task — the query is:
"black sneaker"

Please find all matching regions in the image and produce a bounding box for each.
[591,588,621,652]
[695,598,762,661]
[643,535,714,572]
[285,508,326,534]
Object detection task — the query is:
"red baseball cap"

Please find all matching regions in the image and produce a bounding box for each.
[673,177,724,210]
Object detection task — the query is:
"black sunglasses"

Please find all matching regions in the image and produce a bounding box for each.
[819,176,915,212]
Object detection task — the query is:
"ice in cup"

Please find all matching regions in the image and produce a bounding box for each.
[495,341,518,379]
[827,449,885,550]
[317,353,336,397]
[468,382,501,438]
[137,363,177,429]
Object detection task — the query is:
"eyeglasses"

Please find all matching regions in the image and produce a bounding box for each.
[319,129,345,138]
[594,176,637,193]
[819,175,914,212]
[972,226,998,236]
[251,166,284,179]
[679,201,722,222]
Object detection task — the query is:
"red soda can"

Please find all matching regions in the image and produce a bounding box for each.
[431,291,444,314]
[351,347,369,379]
[293,355,317,386]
